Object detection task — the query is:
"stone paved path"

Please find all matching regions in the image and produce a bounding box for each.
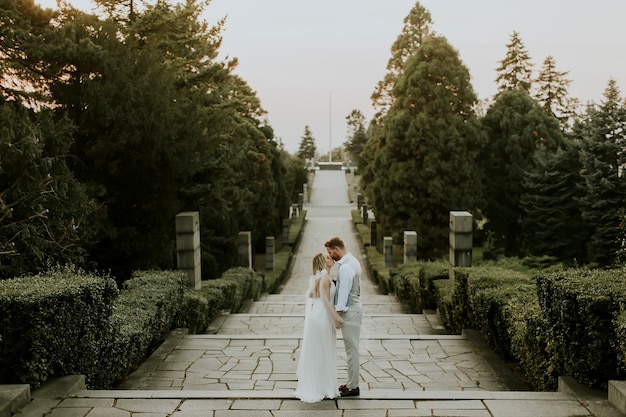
[13,170,621,416]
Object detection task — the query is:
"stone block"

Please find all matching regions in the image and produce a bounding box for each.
[175,230,200,252]
[175,212,199,234]
[404,231,417,263]
[609,380,626,414]
[238,231,252,269]
[450,232,472,250]
[449,211,473,233]
[384,236,393,268]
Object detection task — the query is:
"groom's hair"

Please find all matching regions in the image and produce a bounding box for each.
[324,237,345,250]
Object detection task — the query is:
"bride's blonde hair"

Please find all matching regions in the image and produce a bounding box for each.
[312,253,326,274]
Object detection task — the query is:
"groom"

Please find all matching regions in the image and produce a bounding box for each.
[325,236,362,397]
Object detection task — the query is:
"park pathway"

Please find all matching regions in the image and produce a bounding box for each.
[12,170,621,416]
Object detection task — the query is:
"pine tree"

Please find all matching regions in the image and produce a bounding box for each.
[370,2,433,123]
[479,89,565,256]
[297,125,317,161]
[495,31,533,95]
[369,35,484,259]
[520,143,588,263]
[344,109,368,170]
[534,55,576,130]
[577,79,626,266]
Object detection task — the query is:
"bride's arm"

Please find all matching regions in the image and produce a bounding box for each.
[322,277,344,328]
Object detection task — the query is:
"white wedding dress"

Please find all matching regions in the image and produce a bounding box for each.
[294,270,340,402]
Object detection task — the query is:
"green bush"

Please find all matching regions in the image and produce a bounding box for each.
[432,279,461,334]
[392,261,449,313]
[175,291,210,334]
[0,265,118,388]
[536,268,626,388]
[98,270,186,388]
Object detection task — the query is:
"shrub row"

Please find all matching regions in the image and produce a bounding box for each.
[0,265,118,389]
[536,269,626,388]
[0,266,264,389]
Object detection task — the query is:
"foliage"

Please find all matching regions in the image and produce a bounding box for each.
[370,1,433,122]
[520,142,589,263]
[534,55,576,130]
[576,79,626,266]
[296,125,317,160]
[0,265,118,388]
[495,31,533,95]
[344,109,368,170]
[479,89,565,256]
[536,268,626,388]
[369,35,484,259]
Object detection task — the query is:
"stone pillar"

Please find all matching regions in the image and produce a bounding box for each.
[449,211,473,279]
[238,231,252,270]
[383,236,393,268]
[290,203,299,219]
[303,184,308,204]
[298,193,303,211]
[357,194,363,210]
[361,204,368,224]
[282,219,291,241]
[370,220,377,248]
[175,211,201,290]
[265,236,275,271]
[404,230,417,264]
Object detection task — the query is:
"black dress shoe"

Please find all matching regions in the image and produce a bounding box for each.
[340,387,360,397]
[339,384,347,392]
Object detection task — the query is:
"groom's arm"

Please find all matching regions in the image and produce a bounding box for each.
[335,264,354,312]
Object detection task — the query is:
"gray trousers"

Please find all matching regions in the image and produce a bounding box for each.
[341,304,363,389]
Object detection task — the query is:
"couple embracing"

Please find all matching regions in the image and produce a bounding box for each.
[294,236,363,403]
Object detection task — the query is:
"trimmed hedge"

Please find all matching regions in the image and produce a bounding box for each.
[392,261,448,313]
[97,270,186,388]
[536,269,626,388]
[0,265,118,388]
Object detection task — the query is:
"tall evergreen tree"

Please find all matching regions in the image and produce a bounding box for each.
[296,125,316,161]
[369,35,483,259]
[344,109,368,170]
[479,89,565,256]
[577,79,626,266]
[534,55,576,130]
[495,31,533,95]
[520,142,588,263]
[370,2,433,123]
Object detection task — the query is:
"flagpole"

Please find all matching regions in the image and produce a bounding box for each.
[329,91,332,163]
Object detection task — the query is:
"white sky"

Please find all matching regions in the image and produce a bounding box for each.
[36,0,626,154]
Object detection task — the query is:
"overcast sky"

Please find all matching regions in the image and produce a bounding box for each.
[37,0,626,155]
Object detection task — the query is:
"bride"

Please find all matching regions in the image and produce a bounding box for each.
[294,252,344,402]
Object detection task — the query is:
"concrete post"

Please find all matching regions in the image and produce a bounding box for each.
[282,219,291,241]
[303,184,308,204]
[361,204,368,224]
[175,211,201,289]
[404,230,417,263]
[265,236,275,271]
[370,220,377,248]
[384,236,393,268]
[449,211,473,279]
[298,193,303,211]
[357,194,363,210]
[238,231,252,270]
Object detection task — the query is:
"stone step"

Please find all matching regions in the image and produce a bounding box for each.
[208,312,446,336]
[0,384,29,417]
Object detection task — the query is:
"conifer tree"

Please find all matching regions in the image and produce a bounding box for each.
[577,79,626,266]
[369,35,483,259]
[520,143,588,262]
[370,2,433,123]
[534,55,576,130]
[344,109,368,170]
[297,125,317,161]
[479,89,565,256]
[495,31,533,95]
